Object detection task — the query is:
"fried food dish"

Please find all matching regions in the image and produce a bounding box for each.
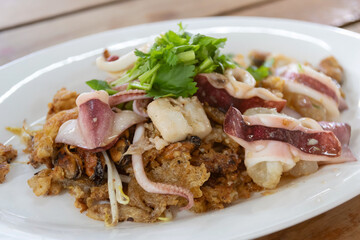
[2,24,356,226]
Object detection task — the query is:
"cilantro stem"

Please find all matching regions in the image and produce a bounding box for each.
[111,68,142,87]
[128,81,151,90]
[177,50,195,63]
[139,63,161,84]
[198,57,213,73]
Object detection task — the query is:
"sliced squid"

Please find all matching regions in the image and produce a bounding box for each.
[55,91,145,151]
[108,89,150,106]
[195,68,286,113]
[223,106,356,188]
[276,63,346,121]
[96,42,152,73]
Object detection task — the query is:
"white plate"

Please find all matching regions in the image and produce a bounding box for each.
[0,17,359,240]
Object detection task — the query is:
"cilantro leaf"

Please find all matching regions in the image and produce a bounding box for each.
[86,80,118,95]
[246,66,270,81]
[147,64,197,98]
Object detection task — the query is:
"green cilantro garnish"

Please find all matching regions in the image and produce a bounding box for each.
[108,23,236,98]
[298,63,304,73]
[246,57,274,81]
[86,79,118,95]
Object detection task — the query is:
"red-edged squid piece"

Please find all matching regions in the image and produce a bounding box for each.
[223,106,356,188]
[276,63,347,120]
[131,124,194,210]
[317,121,356,164]
[55,90,146,151]
[224,106,356,163]
[194,68,286,113]
[109,89,152,106]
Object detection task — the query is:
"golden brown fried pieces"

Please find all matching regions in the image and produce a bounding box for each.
[87,203,152,223]
[258,76,285,98]
[186,125,262,212]
[318,56,343,84]
[203,103,225,125]
[47,88,78,120]
[0,163,10,184]
[0,143,17,183]
[153,142,209,199]
[29,88,78,168]
[27,166,65,196]
[30,108,78,168]
[55,146,82,179]
[194,172,262,212]
[191,125,242,175]
[122,142,209,222]
[0,143,17,163]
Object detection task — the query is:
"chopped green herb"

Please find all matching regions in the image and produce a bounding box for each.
[298,63,304,73]
[110,23,236,98]
[86,80,118,95]
[246,65,271,81]
[246,57,274,82]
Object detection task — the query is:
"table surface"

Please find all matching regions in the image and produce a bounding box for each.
[1,0,360,239]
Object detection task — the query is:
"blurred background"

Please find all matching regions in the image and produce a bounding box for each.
[1,0,360,239]
[1,0,360,66]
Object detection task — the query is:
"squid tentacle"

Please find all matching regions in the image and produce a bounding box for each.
[131,124,194,210]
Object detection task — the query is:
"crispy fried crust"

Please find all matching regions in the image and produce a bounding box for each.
[30,108,78,168]
[318,56,343,84]
[27,167,65,196]
[47,88,78,120]
[0,144,17,183]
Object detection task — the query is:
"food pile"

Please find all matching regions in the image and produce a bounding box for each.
[1,24,356,226]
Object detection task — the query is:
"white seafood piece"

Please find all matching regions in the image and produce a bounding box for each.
[276,63,343,121]
[56,90,145,150]
[224,68,284,102]
[96,51,138,72]
[147,97,212,142]
[96,42,152,72]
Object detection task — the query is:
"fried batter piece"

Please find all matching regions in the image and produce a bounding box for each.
[47,88,78,120]
[203,103,225,124]
[27,166,65,196]
[257,76,285,98]
[30,108,78,168]
[195,171,261,211]
[318,56,344,84]
[0,143,17,183]
[190,125,262,212]
[122,142,210,222]
[29,88,78,168]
